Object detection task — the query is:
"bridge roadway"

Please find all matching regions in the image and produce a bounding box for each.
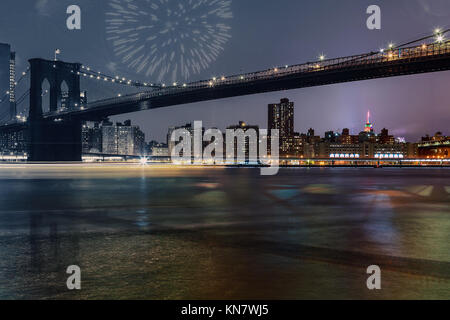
[42,41,450,121]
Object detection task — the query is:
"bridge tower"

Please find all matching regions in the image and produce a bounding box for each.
[28,58,83,161]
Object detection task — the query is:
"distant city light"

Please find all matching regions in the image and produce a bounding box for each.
[139,157,148,165]
[436,34,445,43]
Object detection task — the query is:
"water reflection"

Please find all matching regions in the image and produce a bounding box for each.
[0,165,448,299]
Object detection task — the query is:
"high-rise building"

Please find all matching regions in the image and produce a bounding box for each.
[268,98,294,138]
[359,111,377,143]
[0,43,16,121]
[268,98,295,156]
[364,110,374,133]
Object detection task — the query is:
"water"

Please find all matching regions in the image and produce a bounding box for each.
[0,164,449,300]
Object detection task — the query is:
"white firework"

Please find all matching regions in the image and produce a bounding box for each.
[106,0,233,83]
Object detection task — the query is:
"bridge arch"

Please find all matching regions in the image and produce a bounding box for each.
[41,78,51,114]
[60,80,69,110]
[28,59,81,120]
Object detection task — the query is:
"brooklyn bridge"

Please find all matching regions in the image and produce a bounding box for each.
[1,29,450,161]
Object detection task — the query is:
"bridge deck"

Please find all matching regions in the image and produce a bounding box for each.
[42,41,450,120]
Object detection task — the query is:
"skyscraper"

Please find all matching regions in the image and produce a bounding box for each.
[268,98,294,137]
[0,43,16,121]
[364,110,374,133]
[268,98,295,156]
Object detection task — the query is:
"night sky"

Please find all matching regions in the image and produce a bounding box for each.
[1,0,449,142]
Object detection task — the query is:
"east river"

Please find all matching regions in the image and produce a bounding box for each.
[0,164,448,299]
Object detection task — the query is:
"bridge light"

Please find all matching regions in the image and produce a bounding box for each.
[319,54,325,61]
[388,43,394,49]
[379,48,385,53]
[434,28,442,35]
[212,77,216,81]
[436,34,445,43]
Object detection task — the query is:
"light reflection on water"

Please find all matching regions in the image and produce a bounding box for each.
[0,165,449,300]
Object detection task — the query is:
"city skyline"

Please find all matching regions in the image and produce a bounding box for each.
[0,1,449,143]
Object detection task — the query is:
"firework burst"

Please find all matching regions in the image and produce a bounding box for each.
[106,0,233,83]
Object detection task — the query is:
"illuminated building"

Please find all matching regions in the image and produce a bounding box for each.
[418,133,450,158]
[359,111,377,143]
[364,110,374,133]
[0,43,16,120]
[378,128,395,145]
[149,142,169,157]
[0,127,27,154]
[82,122,102,154]
[268,98,294,156]
[340,128,359,145]
[101,120,145,156]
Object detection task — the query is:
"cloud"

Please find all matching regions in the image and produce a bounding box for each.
[35,0,50,16]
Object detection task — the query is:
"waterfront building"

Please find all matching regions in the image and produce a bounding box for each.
[378,128,395,145]
[82,122,102,153]
[101,120,145,156]
[148,142,169,157]
[418,133,450,158]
